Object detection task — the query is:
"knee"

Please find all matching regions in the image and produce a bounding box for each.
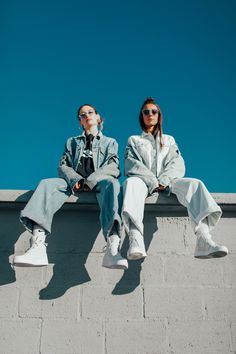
[123,177,144,188]
[38,178,67,189]
[189,178,206,191]
[101,178,120,192]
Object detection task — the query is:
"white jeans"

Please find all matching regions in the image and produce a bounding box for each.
[122,177,222,235]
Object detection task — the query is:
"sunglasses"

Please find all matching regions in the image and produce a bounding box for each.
[142,109,158,116]
[79,110,95,119]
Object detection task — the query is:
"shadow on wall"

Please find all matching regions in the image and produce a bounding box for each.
[113,215,157,295]
[0,192,158,298]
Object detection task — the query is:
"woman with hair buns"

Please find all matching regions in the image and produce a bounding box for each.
[122,97,228,260]
[13,104,128,270]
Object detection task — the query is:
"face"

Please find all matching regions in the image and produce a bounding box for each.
[142,103,159,129]
[79,105,100,130]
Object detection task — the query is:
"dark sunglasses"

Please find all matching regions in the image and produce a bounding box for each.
[142,109,158,116]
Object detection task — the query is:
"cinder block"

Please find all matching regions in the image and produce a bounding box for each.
[44,255,92,288]
[15,266,45,287]
[84,253,105,286]
[105,319,167,354]
[145,216,188,255]
[0,319,41,354]
[211,218,236,252]
[81,285,143,319]
[223,255,236,286]
[0,210,25,252]
[144,286,203,320]
[164,255,224,285]
[51,210,105,254]
[104,255,164,291]
[202,287,236,321]
[184,217,235,253]
[168,320,231,354]
[141,255,164,285]
[0,286,19,318]
[41,319,104,354]
[13,230,32,253]
[103,265,130,286]
[19,286,80,319]
[231,321,236,351]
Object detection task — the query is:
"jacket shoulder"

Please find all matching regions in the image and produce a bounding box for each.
[101,135,118,146]
[127,135,143,144]
[162,134,176,145]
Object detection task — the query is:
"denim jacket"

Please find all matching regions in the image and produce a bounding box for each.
[125,132,185,194]
[58,131,120,192]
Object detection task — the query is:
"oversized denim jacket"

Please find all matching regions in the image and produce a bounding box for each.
[58,131,120,192]
[125,132,186,194]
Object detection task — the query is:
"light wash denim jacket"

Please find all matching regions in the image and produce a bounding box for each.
[125,132,185,194]
[58,131,120,192]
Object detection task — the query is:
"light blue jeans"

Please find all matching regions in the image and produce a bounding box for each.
[20,178,122,238]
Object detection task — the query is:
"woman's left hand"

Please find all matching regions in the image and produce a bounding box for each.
[157,184,166,191]
[83,184,91,192]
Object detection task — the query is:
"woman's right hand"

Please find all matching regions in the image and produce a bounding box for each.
[73,181,82,192]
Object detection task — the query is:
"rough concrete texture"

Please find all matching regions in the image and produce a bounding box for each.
[0,190,235,354]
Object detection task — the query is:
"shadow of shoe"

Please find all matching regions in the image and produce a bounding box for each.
[112,211,158,295]
[39,253,91,299]
[38,210,102,299]
[112,259,144,295]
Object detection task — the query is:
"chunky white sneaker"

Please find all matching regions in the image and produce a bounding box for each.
[127,230,147,260]
[13,235,49,266]
[194,234,228,259]
[102,235,128,270]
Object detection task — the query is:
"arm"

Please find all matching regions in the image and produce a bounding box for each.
[158,143,186,187]
[124,138,159,194]
[85,139,120,190]
[58,138,84,192]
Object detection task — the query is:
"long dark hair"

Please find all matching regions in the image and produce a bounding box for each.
[77,103,104,130]
[139,97,163,146]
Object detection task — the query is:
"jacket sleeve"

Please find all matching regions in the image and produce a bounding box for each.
[58,138,84,192]
[158,142,186,187]
[85,139,120,190]
[124,138,159,194]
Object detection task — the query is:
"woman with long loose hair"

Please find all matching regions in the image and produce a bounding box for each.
[122,97,228,260]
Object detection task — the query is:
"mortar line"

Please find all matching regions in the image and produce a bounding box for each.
[78,286,83,320]
[104,319,108,354]
[39,318,43,354]
[142,286,146,319]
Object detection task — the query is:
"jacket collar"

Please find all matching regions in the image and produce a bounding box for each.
[77,131,103,140]
[141,131,160,142]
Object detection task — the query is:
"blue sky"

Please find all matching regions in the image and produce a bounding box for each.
[1,0,236,192]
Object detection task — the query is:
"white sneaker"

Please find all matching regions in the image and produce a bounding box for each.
[13,235,49,266]
[194,233,228,259]
[127,230,147,260]
[102,235,128,270]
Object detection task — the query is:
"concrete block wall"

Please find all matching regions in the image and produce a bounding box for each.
[0,190,235,354]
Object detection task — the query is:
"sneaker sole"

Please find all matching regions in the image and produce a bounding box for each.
[194,250,228,259]
[13,262,49,267]
[102,263,128,270]
[127,252,147,260]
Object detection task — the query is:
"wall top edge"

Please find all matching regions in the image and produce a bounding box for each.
[0,190,236,206]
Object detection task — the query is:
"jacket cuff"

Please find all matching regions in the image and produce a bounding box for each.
[148,181,160,195]
[84,179,96,190]
[71,177,84,194]
[158,176,170,187]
